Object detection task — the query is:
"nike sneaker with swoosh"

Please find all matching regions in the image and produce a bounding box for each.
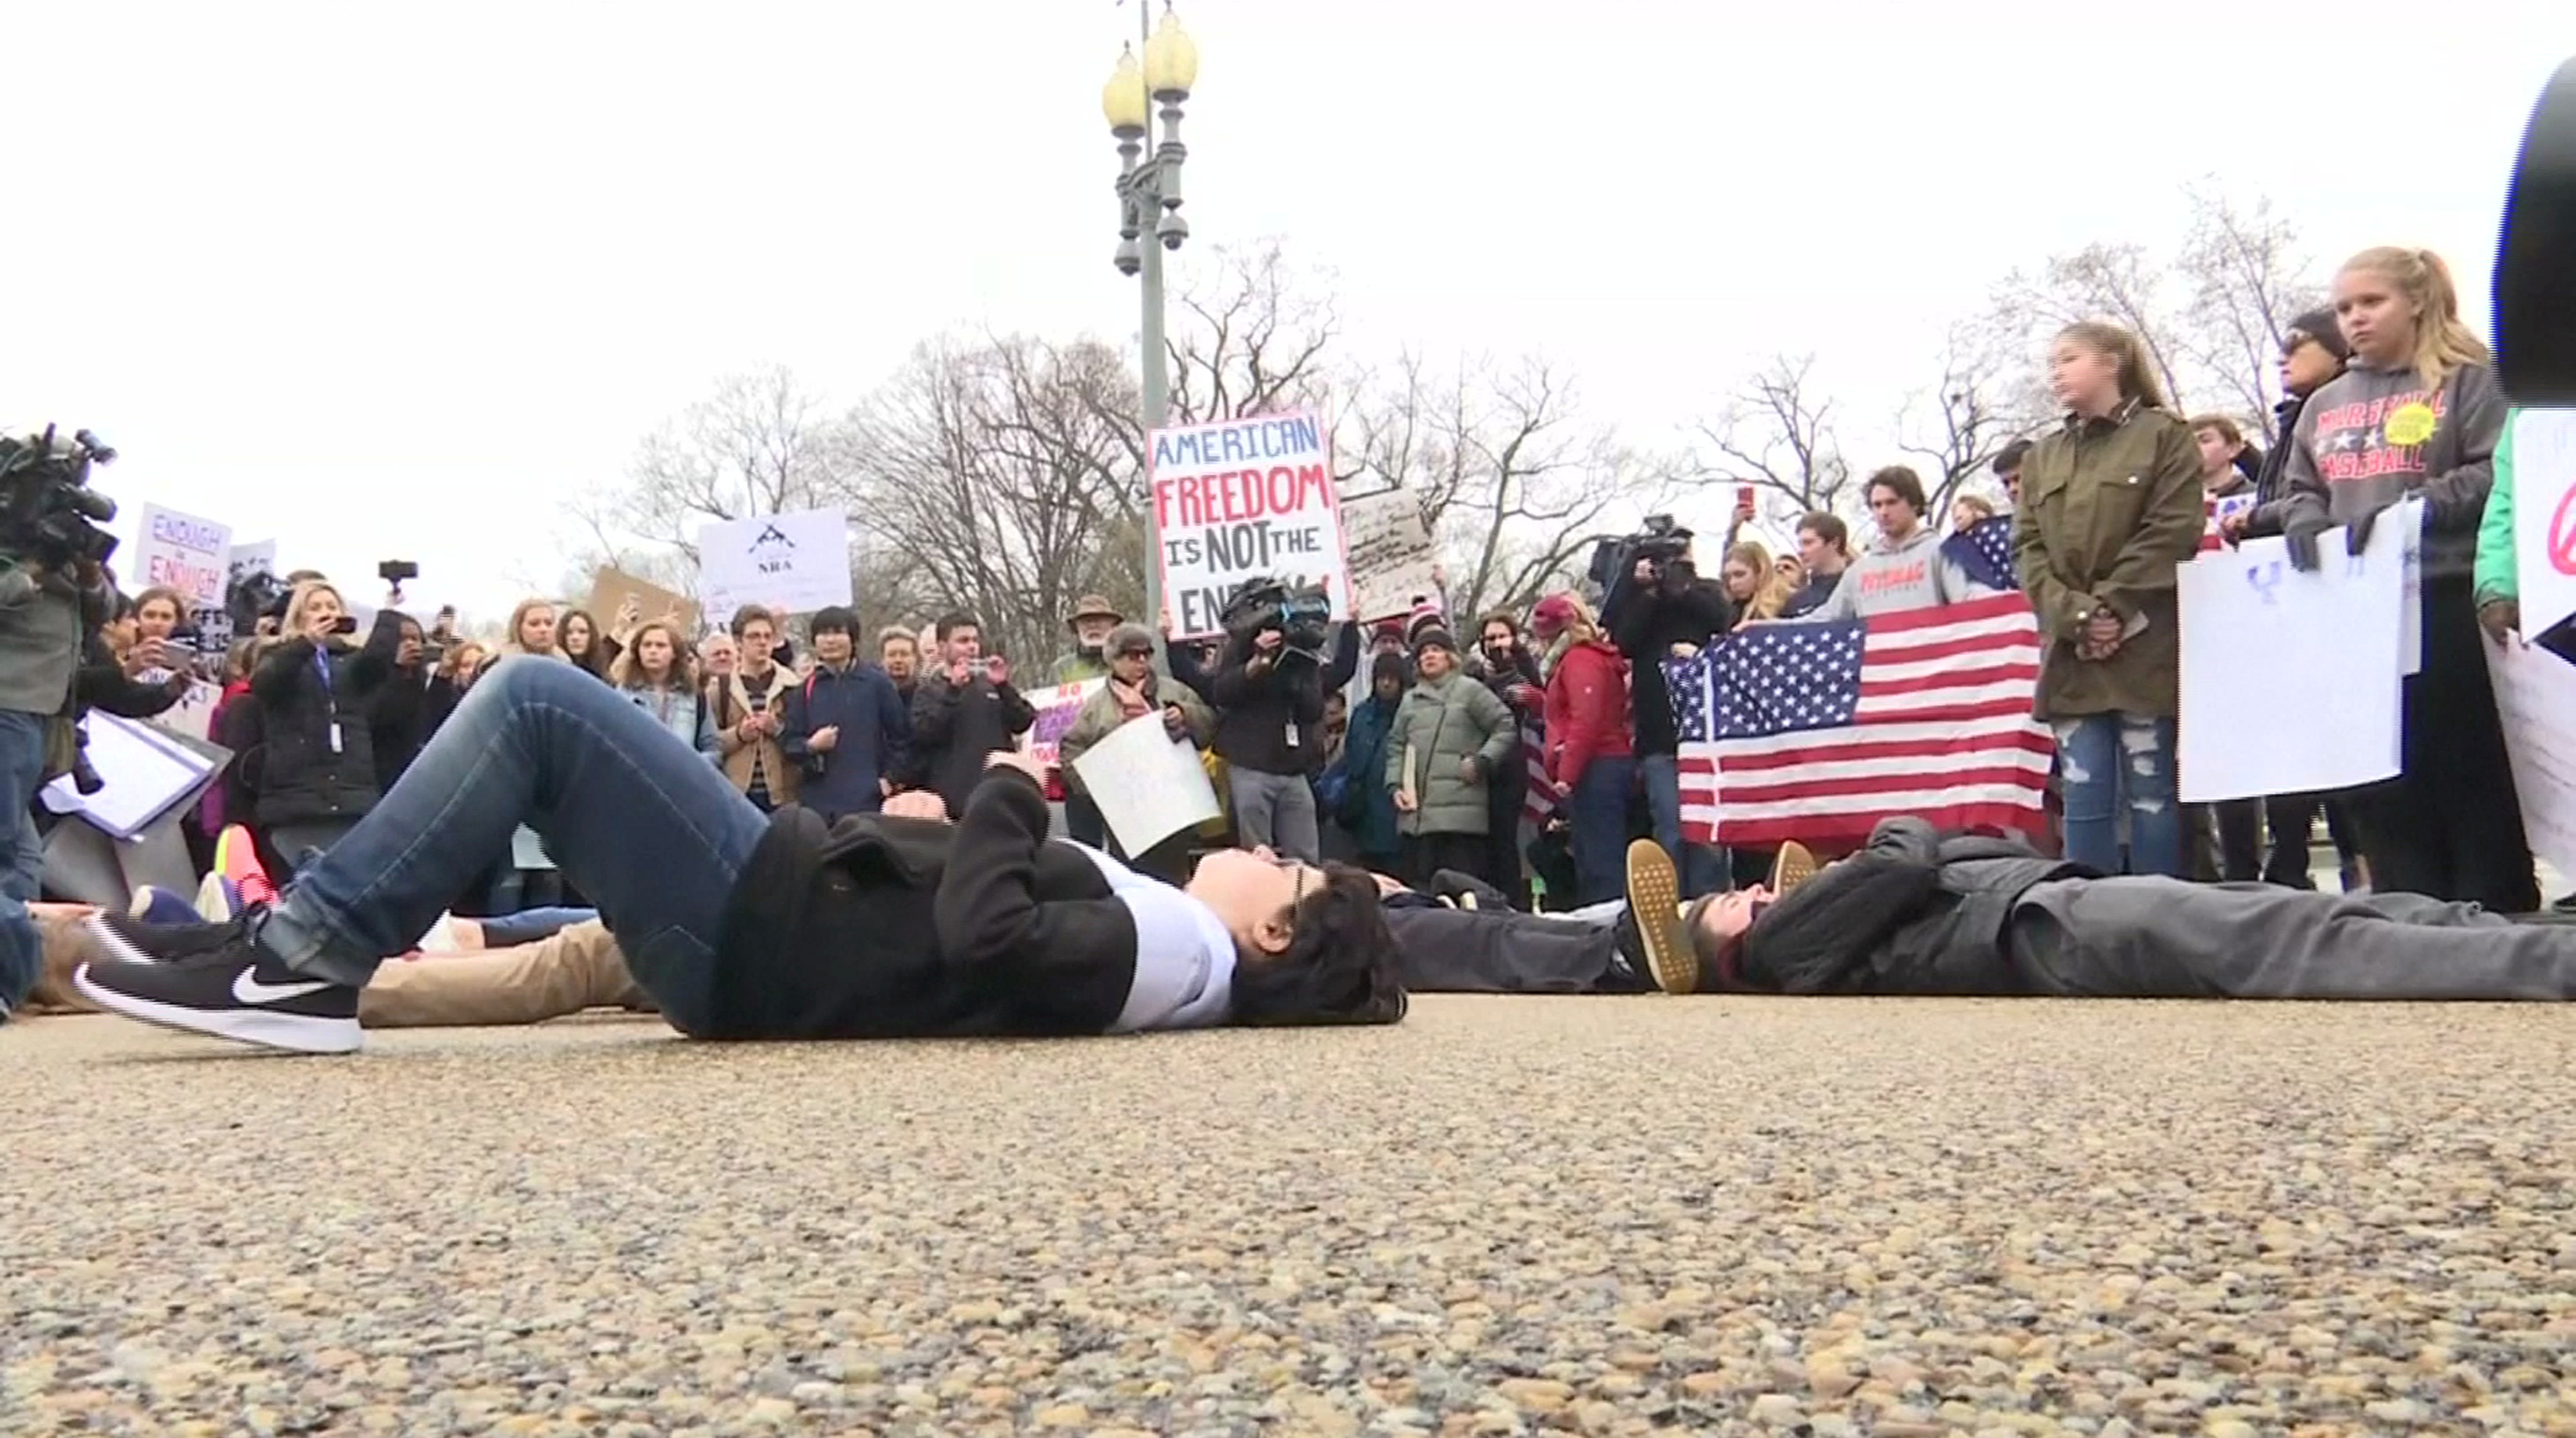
[76,914,360,1054]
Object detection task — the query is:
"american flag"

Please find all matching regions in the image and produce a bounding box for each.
[1940,514,2019,591]
[1666,592,2054,847]
[1520,715,1560,829]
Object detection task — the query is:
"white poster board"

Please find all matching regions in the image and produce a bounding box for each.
[40,713,220,841]
[2177,523,2405,801]
[1341,491,1440,624]
[135,504,232,608]
[2394,499,2424,678]
[226,539,277,590]
[1148,411,1351,637]
[2486,638,2576,883]
[2513,411,2576,640]
[696,509,852,619]
[1069,712,1222,855]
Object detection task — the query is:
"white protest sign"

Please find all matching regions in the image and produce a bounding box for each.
[1341,491,1440,623]
[2176,522,2405,802]
[135,504,232,608]
[154,680,223,742]
[40,712,219,841]
[226,539,276,589]
[697,508,852,619]
[2486,637,2576,881]
[1023,679,1105,770]
[1149,410,1351,637]
[1070,711,1222,855]
[2512,410,2576,640]
[2395,498,2424,678]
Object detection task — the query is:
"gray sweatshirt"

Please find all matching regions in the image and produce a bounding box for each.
[2278,358,2506,582]
[1798,526,1988,622]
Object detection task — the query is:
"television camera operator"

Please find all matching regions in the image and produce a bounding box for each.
[0,425,122,1021]
[1173,575,1358,865]
[1596,516,1735,898]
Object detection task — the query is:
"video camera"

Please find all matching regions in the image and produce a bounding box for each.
[0,425,119,577]
[1220,574,1333,665]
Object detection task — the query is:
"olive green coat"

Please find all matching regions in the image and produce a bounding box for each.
[1384,671,1515,838]
[2012,402,2206,719]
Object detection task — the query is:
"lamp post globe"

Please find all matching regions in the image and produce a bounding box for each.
[1142,9,1198,98]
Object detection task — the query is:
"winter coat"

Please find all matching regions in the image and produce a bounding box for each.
[1612,579,1734,756]
[1335,692,1405,857]
[1738,817,2088,996]
[909,670,1036,819]
[368,663,436,793]
[2013,400,2206,720]
[709,664,801,805]
[1384,671,1515,838]
[782,662,912,822]
[1542,639,1631,789]
[1056,673,1215,796]
[247,613,405,827]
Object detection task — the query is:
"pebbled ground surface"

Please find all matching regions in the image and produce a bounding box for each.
[5,995,2574,1437]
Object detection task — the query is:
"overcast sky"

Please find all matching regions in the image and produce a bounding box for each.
[8,1,2564,619]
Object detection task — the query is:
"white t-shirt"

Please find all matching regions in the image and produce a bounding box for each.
[1066,843,1236,1032]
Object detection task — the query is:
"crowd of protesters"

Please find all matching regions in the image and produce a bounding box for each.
[5,242,2569,1034]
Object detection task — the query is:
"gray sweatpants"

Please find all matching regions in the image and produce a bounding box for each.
[1230,768,1320,864]
[2008,878,2576,1000]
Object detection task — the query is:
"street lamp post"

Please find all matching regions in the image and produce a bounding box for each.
[1102,4,1197,638]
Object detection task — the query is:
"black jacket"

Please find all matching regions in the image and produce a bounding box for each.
[74,636,187,720]
[1612,579,1734,756]
[369,663,436,794]
[1740,819,2086,996]
[2249,396,2307,517]
[1196,624,1359,775]
[710,766,1142,1039]
[909,670,1036,818]
[247,613,404,827]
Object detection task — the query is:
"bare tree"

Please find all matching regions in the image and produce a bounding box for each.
[1689,354,1855,517]
[1897,322,2031,519]
[851,335,1144,670]
[2176,184,2326,438]
[1347,354,1672,621]
[573,366,862,567]
[1985,184,2325,442]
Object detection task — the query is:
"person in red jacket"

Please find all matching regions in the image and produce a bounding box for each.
[1536,593,1634,905]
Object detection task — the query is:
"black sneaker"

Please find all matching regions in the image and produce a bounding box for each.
[1622,840,1697,995]
[77,916,360,1054]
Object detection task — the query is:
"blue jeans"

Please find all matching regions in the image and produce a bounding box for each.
[0,708,50,1014]
[477,905,600,947]
[2053,712,2182,878]
[1565,755,1634,907]
[1637,752,1724,897]
[260,658,768,1034]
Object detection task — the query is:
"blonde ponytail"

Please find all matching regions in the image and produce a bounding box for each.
[2339,245,2490,391]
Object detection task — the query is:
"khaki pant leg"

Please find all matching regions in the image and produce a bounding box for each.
[359,921,645,1028]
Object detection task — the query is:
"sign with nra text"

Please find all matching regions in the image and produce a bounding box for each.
[1148,410,1353,639]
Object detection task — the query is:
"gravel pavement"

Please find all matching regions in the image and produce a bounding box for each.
[6,995,2575,1436]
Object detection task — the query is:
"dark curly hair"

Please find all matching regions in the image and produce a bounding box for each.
[1231,862,1408,1027]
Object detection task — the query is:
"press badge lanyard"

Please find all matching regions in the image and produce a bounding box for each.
[313,644,344,754]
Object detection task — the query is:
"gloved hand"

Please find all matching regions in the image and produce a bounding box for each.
[2282,509,2330,573]
[2345,505,2381,558]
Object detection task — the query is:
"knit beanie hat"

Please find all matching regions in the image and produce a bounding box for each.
[2285,307,2352,362]
[1406,602,1447,642]
[1411,626,1458,660]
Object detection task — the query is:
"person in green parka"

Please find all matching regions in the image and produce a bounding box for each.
[2476,407,2576,662]
[1384,628,1515,890]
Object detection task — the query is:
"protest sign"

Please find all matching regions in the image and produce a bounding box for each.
[135,504,231,608]
[226,539,276,589]
[1341,491,1440,623]
[589,568,703,637]
[2514,410,2576,639]
[2177,523,2405,801]
[2486,637,2576,881]
[1070,712,1222,855]
[697,509,852,619]
[2394,499,2425,677]
[40,712,221,841]
[1148,411,1351,637]
[1024,679,1104,770]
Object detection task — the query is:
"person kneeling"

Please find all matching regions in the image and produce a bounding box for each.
[74,656,1406,1053]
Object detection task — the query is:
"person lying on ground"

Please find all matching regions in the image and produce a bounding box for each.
[72,655,1407,1053]
[1629,821,2576,1000]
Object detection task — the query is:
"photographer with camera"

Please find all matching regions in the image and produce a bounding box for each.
[0,427,122,1019]
[247,581,409,871]
[1606,523,1734,899]
[1199,577,1357,866]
